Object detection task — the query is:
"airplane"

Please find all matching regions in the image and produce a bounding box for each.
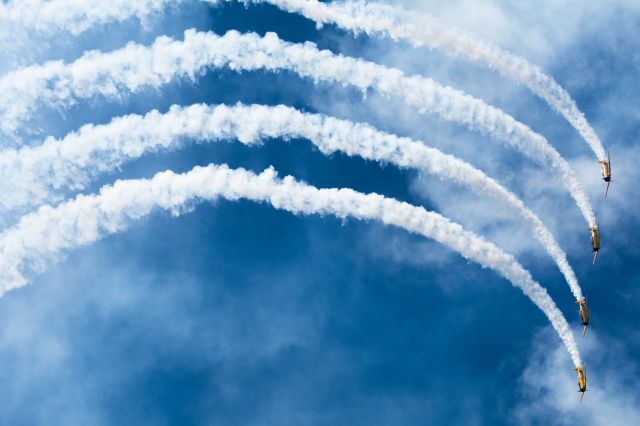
[576,298,589,336]
[598,150,612,197]
[574,365,587,402]
[588,223,600,264]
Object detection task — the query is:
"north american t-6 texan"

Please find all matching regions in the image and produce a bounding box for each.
[574,365,588,403]
[599,150,612,197]
[576,298,590,337]
[589,223,601,264]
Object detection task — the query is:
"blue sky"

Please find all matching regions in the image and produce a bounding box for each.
[0,1,638,425]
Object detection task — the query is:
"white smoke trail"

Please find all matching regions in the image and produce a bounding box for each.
[0,162,582,366]
[248,0,607,161]
[0,103,583,301]
[0,29,596,227]
[0,0,179,35]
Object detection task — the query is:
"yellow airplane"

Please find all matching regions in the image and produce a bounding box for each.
[574,365,587,402]
[576,298,589,336]
[588,224,600,264]
[598,150,612,197]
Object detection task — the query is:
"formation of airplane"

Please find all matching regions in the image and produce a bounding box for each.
[570,153,611,402]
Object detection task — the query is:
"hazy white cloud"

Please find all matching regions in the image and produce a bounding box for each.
[513,330,640,425]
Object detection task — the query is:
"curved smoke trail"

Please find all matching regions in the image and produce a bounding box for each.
[0,162,582,366]
[0,103,583,301]
[0,0,179,35]
[0,29,596,227]
[249,0,607,161]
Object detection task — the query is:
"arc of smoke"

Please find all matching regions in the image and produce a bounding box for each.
[0,0,181,35]
[243,0,607,161]
[0,29,596,227]
[0,103,584,301]
[0,162,582,366]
